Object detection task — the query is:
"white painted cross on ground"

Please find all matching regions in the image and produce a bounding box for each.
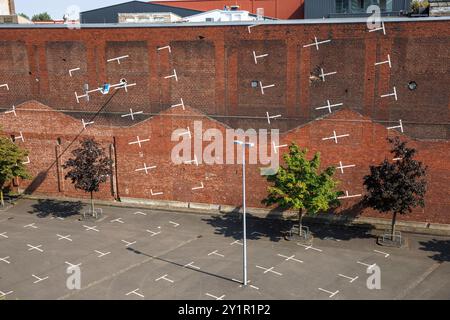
[256,265,283,276]
[121,109,143,121]
[208,250,224,258]
[95,250,111,258]
[126,288,144,298]
[27,244,44,252]
[83,225,100,232]
[32,274,49,284]
[184,261,200,270]
[318,288,339,298]
[24,223,37,229]
[146,229,161,237]
[155,274,174,283]
[111,218,124,224]
[0,232,8,238]
[57,234,72,241]
[0,256,11,264]
[374,249,390,258]
[297,243,323,252]
[277,254,304,264]
[319,68,337,82]
[206,293,225,300]
[121,240,136,247]
[338,273,359,283]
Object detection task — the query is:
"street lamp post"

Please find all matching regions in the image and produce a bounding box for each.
[234,140,254,287]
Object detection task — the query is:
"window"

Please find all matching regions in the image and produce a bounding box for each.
[336,0,393,14]
[205,17,214,22]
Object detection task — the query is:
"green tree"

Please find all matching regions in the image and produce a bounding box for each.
[63,138,112,215]
[31,12,52,21]
[262,143,342,235]
[363,137,427,240]
[18,13,30,20]
[0,134,31,206]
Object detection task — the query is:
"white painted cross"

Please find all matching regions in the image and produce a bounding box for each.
[375,54,391,68]
[150,189,163,196]
[83,225,99,232]
[121,109,143,120]
[387,119,403,133]
[277,254,304,264]
[135,163,157,174]
[230,240,243,246]
[206,293,225,300]
[146,229,161,237]
[368,21,386,35]
[253,51,269,64]
[65,261,82,268]
[111,218,124,224]
[192,182,204,191]
[4,105,16,116]
[57,234,72,241]
[184,261,200,270]
[338,273,359,283]
[69,67,81,77]
[0,232,8,239]
[82,119,94,129]
[303,36,332,51]
[338,191,362,199]
[272,142,288,154]
[157,45,171,53]
[155,274,174,283]
[121,240,136,247]
[27,244,43,252]
[319,68,337,82]
[357,261,377,269]
[22,156,31,165]
[171,98,185,110]
[0,83,9,91]
[259,81,275,95]
[318,288,339,298]
[164,69,178,82]
[297,243,323,252]
[169,221,179,227]
[126,288,144,298]
[0,290,13,298]
[315,100,343,113]
[24,223,37,229]
[13,131,25,143]
[32,274,49,284]
[95,250,111,258]
[322,130,350,144]
[256,265,283,276]
[266,112,281,124]
[337,161,356,174]
[107,55,129,64]
[133,211,147,216]
[0,256,11,264]
[129,136,150,148]
[208,250,224,258]
[381,86,398,101]
[233,279,259,290]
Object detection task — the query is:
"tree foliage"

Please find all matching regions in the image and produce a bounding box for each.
[31,12,52,21]
[0,133,31,205]
[262,143,342,216]
[363,137,427,216]
[63,138,112,195]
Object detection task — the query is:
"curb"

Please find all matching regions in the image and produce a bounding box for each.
[18,194,450,237]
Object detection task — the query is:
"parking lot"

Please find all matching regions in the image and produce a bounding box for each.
[1,198,449,300]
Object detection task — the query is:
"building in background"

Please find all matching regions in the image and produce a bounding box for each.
[305,0,412,19]
[150,0,305,19]
[183,7,264,22]
[0,0,16,23]
[80,0,202,23]
[429,0,450,16]
[118,12,182,23]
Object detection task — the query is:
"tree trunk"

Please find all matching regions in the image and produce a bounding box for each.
[391,211,397,241]
[0,189,4,207]
[298,208,304,236]
[90,191,95,216]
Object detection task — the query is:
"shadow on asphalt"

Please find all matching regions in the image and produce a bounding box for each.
[201,207,376,243]
[126,247,238,284]
[27,199,84,218]
[418,239,450,262]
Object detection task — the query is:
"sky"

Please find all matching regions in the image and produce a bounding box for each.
[15,0,150,19]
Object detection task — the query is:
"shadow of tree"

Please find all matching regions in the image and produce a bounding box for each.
[27,199,84,218]
[23,171,47,195]
[418,239,450,262]
[202,200,376,243]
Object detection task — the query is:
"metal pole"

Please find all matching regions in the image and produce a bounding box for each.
[242,145,248,286]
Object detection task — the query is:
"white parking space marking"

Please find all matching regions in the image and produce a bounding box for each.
[184,261,200,270]
[277,254,304,264]
[133,211,147,216]
[27,244,43,252]
[0,256,11,264]
[57,234,72,241]
[374,250,390,258]
[232,279,259,290]
[338,274,359,283]
[169,221,179,227]
[0,232,8,238]
[155,274,174,283]
[318,288,339,298]
[230,240,243,246]
[121,240,136,247]
[65,261,82,268]
[208,250,225,258]
[205,293,225,300]
[111,218,124,224]
[83,225,100,232]
[297,243,323,252]
[146,229,161,237]
[32,274,49,284]
[256,265,283,276]
[126,288,144,298]
[24,223,37,229]
[95,250,111,258]
[0,290,13,298]
[357,261,376,269]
